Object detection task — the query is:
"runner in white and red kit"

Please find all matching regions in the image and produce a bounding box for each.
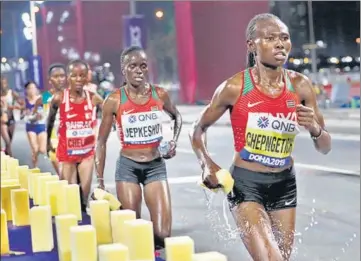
[46,60,103,209]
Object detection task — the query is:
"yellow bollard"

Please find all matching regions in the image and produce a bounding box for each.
[165,236,194,261]
[7,158,19,178]
[70,225,97,261]
[32,172,51,203]
[89,200,113,245]
[45,180,68,216]
[65,184,82,221]
[17,165,30,189]
[55,214,78,261]
[110,209,136,245]
[1,184,21,221]
[11,188,30,226]
[37,175,59,206]
[30,206,54,252]
[0,209,10,255]
[98,243,129,261]
[124,219,155,261]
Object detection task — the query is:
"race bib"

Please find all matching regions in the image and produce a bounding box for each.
[121,110,163,144]
[66,121,95,155]
[240,112,299,167]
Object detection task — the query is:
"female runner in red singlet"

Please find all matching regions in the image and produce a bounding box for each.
[189,14,331,261]
[95,46,182,251]
[47,60,103,208]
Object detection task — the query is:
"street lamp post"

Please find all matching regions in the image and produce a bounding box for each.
[129,0,136,15]
[30,1,38,56]
[307,1,317,80]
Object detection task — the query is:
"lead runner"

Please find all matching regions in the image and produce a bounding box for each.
[189,13,331,261]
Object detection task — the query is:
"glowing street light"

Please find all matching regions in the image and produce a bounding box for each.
[155,10,164,19]
[356,37,360,44]
[29,1,45,55]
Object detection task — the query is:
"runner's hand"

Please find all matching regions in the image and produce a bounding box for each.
[46,142,55,157]
[162,140,177,160]
[296,104,320,134]
[201,160,222,190]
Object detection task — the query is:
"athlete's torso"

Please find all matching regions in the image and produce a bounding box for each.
[115,85,164,154]
[231,68,300,170]
[57,89,96,158]
[25,97,45,125]
[1,90,14,114]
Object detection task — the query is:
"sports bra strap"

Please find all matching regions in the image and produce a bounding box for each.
[120,88,127,104]
[120,85,159,105]
[242,69,254,96]
[151,84,159,100]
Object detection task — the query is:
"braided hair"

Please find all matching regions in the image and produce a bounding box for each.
[120,46,144,86]
[245,13,280,67]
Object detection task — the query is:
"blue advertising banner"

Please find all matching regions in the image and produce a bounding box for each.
[123,15,147,49]
[28,55,44,90]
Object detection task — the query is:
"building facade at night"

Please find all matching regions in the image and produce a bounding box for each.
[35,1,270,103]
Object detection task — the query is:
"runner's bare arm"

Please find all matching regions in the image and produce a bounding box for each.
[157,87,182,142]
[91,92,104,109]
[46,92,62,145]
[11,91,25,109]
[29,97,43,122]
[95,93,119,182]
[294,73,331,154]
[189,75,241,167]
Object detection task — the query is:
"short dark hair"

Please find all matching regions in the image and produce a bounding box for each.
[66,59,89,74]
[24,81,37,89]
[120,46,144,71]
[48,63,66,76]
[245,13,281,67]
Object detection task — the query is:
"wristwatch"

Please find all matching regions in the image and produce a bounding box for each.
[310,127,323,140]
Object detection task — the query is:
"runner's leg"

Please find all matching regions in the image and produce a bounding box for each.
[77,156,94,207]
[26,131,39,167]
[232,202,283,261]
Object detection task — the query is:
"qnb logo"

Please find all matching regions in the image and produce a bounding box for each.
[128,115,137,124]
[129,25,142,47]
[257,116,269,129]
[138,113,158,122]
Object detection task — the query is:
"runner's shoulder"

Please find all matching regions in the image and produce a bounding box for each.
[286,69,312,86]
[51,90,64,104]
[214,72,243,104]
[152,84,170,101]
[106,89,121,100]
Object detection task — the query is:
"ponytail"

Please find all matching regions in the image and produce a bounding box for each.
[246,51,256,68]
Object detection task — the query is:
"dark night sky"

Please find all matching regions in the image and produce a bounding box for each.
[313,1,360,56]
[0,1,360,59]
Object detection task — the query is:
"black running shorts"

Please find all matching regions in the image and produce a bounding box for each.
[227,165,297,212]
[115,155,167,185]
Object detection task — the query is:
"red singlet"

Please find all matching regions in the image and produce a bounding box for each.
[230,69,300,168]
[56,88,96,163]
[115,85,164,149]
